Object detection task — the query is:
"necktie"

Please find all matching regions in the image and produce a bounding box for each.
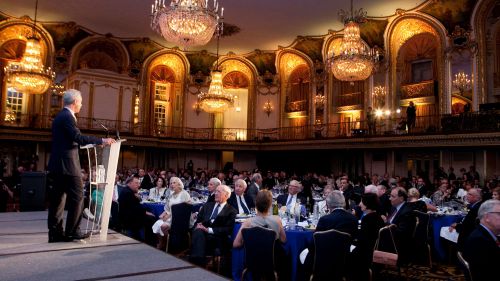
[388,207,397,223]
[239,196,250,214]
[287,195,294,209]
[210,204,220,220]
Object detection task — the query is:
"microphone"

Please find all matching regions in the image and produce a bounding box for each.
[93,118,109,138]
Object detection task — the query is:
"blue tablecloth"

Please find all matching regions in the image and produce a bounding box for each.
[142,202,203,218]
[232,223,313,281]
[431,214,464,260]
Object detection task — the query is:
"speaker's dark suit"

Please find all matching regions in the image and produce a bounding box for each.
[190,201,237,260]
[463,224,500,281]
[47,108,103,237]
[227,192,255,214]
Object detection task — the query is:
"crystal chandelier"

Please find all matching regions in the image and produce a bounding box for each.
[314,94,326,109]
[4,0,55,94]
[197,25,233,113]
[452,71,471,95]
[151,0,223,48]
[329,0,378,82]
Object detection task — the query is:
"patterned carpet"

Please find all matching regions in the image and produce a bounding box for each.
[374,262,466,281]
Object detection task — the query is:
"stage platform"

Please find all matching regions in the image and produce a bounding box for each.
[0,211,229,281]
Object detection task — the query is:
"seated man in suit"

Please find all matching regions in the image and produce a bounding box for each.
[303,190,358,277]
[190,184,237,266]
[277,180,306,212]
[207,177,221,203]
[246,172,263,203]
[449,187,483,250]
[118,174,156,246]
[387,186,417,265]
[228,179,255,215]
[462,199,500,281]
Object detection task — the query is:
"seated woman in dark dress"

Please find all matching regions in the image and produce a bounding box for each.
[407,187,437,212]
[350,193,385,281]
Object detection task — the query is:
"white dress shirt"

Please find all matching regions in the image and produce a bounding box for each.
[236,194,250,214]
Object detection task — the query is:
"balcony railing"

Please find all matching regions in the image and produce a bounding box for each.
[1,111,499,142]
[338,92,364,107]
[400,80,435,99]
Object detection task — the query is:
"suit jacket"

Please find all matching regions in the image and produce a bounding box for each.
[276,193,306,208]
[48,108,103,176]
[305,208,358,270]
[456,200,483,250]
[463,224,500,281]
[389,202,417,264]
[140,174,154,190]
[227,193,255,214]
[118,187,148,230]
[195,202,237,238]
[246,182,259,203]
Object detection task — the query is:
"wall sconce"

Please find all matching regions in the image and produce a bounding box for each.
[193,101,202,116]
[453,71,471,95]
[263,99,273,117]
[133,94,140,124]
[372,85,386,108]
[50,83,65,96]
[314,94,326,110]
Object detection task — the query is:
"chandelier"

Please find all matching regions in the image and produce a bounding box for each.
[4,0,55,94]
[329,0,378,82]
[151,0,223,48]
[197,25,233,113]
[452,71,471,95]
[314,94,326,110]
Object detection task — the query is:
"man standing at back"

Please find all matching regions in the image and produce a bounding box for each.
[47,89,115,242]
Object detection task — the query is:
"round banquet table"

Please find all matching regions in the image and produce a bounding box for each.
[430,213,465,261]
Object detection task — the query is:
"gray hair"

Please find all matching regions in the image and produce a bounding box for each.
[219,184,232,197]
[209,177,221,187]
[478,199,499,220]
[364,184,378,194]
[63,89,82,106]
[251,173,262,182]
[326,190,346,210]
[169,176,184,189]
[235,178,247,189]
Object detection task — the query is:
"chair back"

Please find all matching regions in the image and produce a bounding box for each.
[457,251,473,281]
[168,202,192,254]
[412,210,433,266]
[311,228,352,281]
[375,224,398,254]
[241,226,277,280]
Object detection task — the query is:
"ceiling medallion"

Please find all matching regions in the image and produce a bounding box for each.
[197,25,234,113]
[328,0,378,82]
[151,0,223,48]
[4,0,55,94]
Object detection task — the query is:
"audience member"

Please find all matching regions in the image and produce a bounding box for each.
[449,187,483,250]
[148,177,167,202]
[190,185,237,266]
[462,199,500,281]
[277,180,306,212]
[246,172,263,202]
[227,179,254,215]
[207,177,221,203]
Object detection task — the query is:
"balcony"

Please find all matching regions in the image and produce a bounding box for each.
[336,92,364,113]
[1,111,499,145]
[400,80,435,100]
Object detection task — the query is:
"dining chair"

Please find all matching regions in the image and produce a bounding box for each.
[412,210,433,268]
[457,251,473,281]
[241,226,277,281]
[310,228,351,281]
[167,202,192,255]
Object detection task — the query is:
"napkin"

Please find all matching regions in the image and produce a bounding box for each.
[440,226,458,243]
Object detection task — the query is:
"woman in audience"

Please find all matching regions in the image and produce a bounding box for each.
[153,176,191,250]
[148,177,167,202]
[407,187,437,212]
[350,193,385,281]
[233,190,287,279]
[492,186,500,200]
[318,185,334,216]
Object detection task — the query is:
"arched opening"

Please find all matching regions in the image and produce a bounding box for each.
[150,65,175,135]
[217,71,249,140]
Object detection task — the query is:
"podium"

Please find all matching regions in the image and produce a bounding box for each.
[80,139,125,241]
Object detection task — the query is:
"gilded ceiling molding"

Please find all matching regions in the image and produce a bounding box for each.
[217,56,258,85]
[142,49,189,84]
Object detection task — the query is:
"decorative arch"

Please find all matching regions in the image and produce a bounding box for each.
[385,13,448,117]
[276,49,313,128]
[471,0,499,106]
[142,50,189,132]
[70,36,129,74]
[0,19,55,122]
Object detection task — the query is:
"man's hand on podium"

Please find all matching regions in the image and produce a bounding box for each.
[102,138,117,146]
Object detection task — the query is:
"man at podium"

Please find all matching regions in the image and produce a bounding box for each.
[47,89,115,243]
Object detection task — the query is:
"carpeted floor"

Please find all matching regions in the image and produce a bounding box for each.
[374,262,466,281]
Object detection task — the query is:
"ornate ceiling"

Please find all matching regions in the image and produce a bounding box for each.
[0,0,427,54]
